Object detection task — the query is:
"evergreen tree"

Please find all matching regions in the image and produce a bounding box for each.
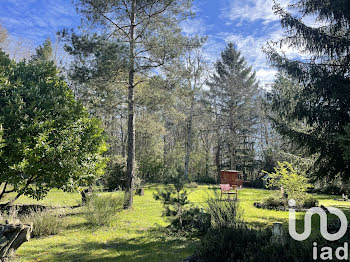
[74,0,193,208]
[206,43,258,179]
[265,0,350,180]
[32,37,53,62]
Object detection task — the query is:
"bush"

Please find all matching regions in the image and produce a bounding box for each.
[259,194,317,210]
[262,195,283,208]
[319,184,344,195]
[299,195,318,208]
[139,158,165,183]
[84,193,123,226]
[101,155,127,191]
[243,177,264,189]
[170,207,210,234]
[264,161,311,201]
[205,191,242,230]
[154,167,207,233]
[196,227,332,262]
[24,209,66,237]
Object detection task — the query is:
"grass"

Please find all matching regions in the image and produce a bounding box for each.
[11,185,350,261]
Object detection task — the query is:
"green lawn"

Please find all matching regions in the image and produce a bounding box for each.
[13,185,350,261]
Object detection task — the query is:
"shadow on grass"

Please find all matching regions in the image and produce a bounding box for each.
[20,227,197,262]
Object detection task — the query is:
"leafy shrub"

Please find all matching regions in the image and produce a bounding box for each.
[262,195,283,208]
[139,158,165,183]
[24,209,66,237]
[264,161,311,201]
[260,194,317,210]
[196,227,331,262]
[84,193,123,226]
[243,178,264,189]
[205,191,242,230]
[170,207,210,234]
[102,155,127,191]
[319,184,344,196]
[300,195,318,208]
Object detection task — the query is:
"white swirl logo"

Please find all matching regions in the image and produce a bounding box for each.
[288,199,348,241]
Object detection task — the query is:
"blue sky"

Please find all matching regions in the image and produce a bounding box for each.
[0,0,298,84]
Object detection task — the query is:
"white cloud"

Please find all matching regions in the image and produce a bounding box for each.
[221,0,290,24]
[215,25,311,85]
[181,18,207,36]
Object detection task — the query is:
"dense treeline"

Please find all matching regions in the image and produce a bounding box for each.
[1,0,350,209]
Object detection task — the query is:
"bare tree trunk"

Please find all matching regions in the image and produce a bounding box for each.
[215,140,221,182]
[124,0,136,209]
[120,114,126,158]
[184,97,194,181]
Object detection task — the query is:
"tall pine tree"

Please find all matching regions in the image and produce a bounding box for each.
[207,43,258,179]
[265,0,350,180]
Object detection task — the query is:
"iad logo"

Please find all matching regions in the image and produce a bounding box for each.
[288,199,348,241]
[288,199,349,260]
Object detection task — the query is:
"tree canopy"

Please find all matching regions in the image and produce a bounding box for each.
[0,50,107,204]
[265,0,350,181]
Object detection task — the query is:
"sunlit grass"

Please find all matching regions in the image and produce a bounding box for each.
[13,185,350,261]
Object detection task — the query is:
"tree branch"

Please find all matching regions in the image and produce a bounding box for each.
[85,0,130,39]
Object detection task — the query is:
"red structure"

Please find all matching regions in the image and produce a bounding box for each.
[220,170,243,188]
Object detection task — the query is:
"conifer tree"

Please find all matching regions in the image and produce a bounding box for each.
[74,0,193,208]
[265,0,350,180]
[32,37,53,62]
[207,43,258,178]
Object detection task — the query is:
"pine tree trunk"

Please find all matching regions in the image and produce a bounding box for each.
[184,97,194,181]
[124,0,136,209]
[215,140,221,182]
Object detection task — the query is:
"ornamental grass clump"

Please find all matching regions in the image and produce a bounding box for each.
[84,193,123,226]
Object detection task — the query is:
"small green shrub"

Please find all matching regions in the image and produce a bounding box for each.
[300,195,318,208]
[262,195,283,208]
[196,227,333,262]
[264,161,311,201]
[84,193,123,226]
[154,167,204,233]
[24,209,66,237]
[205,191,242,230]
[101,155,127,191]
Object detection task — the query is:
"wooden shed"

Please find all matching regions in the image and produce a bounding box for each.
[220,170,243,188]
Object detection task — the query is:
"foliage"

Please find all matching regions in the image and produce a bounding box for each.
[12,185,350,261]
[262,194,284,209]
[0,51,107,203]
[196,226,335,262]
[265,1,350,180]
[74,0,195,209]
[264,161,311,201]
[337,123,350,161]
[84,193,123,226]
[102,155,127,191]
[300,195,318,209]
[206,43,259,172]
[205,191,242,230]
[194,175,217,185]
[24,209,67,237]
[153,168,197,231]
[31,37,53,62]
